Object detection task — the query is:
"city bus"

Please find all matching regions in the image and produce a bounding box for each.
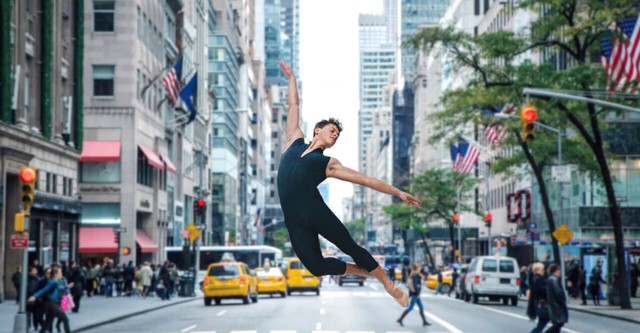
[165,245,283,277]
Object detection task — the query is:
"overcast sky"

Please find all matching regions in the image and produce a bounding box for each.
[299,0,384,218]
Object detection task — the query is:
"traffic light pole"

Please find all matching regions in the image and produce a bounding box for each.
[456,185,461,263]
[13,215,29,333]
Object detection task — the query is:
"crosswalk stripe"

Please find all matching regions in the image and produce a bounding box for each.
[229,331,256,333]
[346,331,375,333]
[311,331,340,333]
[269,331,296,333]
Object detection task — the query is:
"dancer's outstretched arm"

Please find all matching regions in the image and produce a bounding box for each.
[326,158,421,207]
[278,61,304,150]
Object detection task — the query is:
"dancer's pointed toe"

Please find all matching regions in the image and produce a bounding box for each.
[390,285,409,307]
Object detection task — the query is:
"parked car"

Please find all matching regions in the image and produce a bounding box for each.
[337,256,366,286]
[202,261,259,306]
[284,258,320,295]
[463,255,520,306]
[454,265,469,300]
[255,267,287,297]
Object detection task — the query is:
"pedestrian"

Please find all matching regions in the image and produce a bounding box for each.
[11,265,22,304]
[396,263,430,326]
[630,260,638,298]
[69,261,85,312]
[29,266,71,333]
[85,262,97,297]
[33,267,51,331]
[448,268,458,297]
[545,263,568,333]
[159,261,171,300]
[139,262,153,298]
[520,266,529,297]
[527,262,549,333]
[401,258,411,284]
[124,261,135,296]
[435,268,444,295]
[102,261,115,297]
[26,266,42,332]
[588,259,606,305]
[577,265,587,305]
[275,60,419,307]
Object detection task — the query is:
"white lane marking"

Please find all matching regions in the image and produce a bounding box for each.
[216,310,226,316]
[320,308,325,315]
[312,331,338,333]
[346,331,375,333]
[181,325,197,333]
[269,331,296,333]
[315,322,322,330]
[480,306,583,333]
[369,284,379,291]
[424,311,463,333]
[229,331,256,333]
[192,332,216,333]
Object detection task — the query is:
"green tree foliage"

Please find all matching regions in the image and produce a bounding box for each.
[344,218,365,244]
[405,0,638,308]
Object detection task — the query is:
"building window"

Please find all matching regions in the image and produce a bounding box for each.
[92,65,115,96]
[45,172,51,193]
[51,174,57,194]
[137,149,153,187]
[270,190,275,198]
[80,162,121,183]
[94,1,115,32]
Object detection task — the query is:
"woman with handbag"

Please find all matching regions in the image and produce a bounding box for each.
[528,262,549,333]
[29,266,71,333]
[396,263,430,327]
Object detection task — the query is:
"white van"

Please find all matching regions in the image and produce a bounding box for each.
[463,255,520,306]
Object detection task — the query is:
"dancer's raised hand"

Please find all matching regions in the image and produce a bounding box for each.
[278,60,295,79]
[399,191,421,208]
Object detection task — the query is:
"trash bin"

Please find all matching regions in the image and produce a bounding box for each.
[179,272,194,297]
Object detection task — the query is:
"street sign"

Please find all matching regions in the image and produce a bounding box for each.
[551,165,571,183]
[552,223,574,245]
[10,234,28,249]
[185,223,201,242]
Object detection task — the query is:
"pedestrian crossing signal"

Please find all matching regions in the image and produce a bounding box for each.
[122,247,131,255]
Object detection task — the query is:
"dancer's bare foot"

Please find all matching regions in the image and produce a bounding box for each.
[385,283,409,307]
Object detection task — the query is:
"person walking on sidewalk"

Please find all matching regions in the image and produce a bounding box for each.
[69,261,85,312]
[26,266,43,332]
[545,264,568,333]
[527,262,549,333]
[397,263,430,327]
[577,265,587,305]
[85,262,97,297]
[29,266,71,333]
[589,259,606,305]
[139,262,153,298]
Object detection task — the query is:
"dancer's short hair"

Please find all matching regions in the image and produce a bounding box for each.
[313,118,343,137]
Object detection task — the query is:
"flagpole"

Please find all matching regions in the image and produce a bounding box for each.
[456,184,461,263]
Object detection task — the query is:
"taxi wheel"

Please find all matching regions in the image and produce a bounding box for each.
[243,294,250,304]
[214,298,221,305]
[316,288,320,296]
[511,296,518,306]
[287,289,292,296]
[251,291,258,303]
[280,291,286,298]
[204,297,212,306]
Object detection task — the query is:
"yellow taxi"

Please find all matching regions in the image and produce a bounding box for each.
[285,258,320,295]
[426,269,453,293]
[202,262,259,305]
[255,267,287,297]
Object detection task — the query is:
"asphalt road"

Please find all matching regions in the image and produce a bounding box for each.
[83,280,640,333]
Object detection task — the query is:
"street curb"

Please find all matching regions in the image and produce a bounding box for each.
[566,304,640,325]
[74,297,198,332]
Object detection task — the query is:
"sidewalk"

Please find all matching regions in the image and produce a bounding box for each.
[519,294,640,324]
[0,294,197,333]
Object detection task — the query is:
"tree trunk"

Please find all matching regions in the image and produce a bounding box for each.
[420,231,436,270]
[518,133,561,266]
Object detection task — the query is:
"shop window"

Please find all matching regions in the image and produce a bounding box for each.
[80,162,121,183]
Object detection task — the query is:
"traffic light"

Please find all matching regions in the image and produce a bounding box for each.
[520,105,537,141]
[18,167,37,211]
[122,247,131,255]
[484,213,492,228]
[453,213,460,224]
[194,198,206,223]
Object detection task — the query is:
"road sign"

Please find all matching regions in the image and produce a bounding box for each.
[185,223,201,242]
[552,224,574,245]
[10,234,28,249]
[551,165,571,183]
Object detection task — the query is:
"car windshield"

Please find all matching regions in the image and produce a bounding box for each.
[499,260,515,273]
[289,261,306,269]
[209,265,239,277]
[482,259,497,272]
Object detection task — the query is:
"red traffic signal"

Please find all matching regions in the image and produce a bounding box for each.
[453,213,460,223]
[484,212,492,228]
[18,167,37,183]
[196,198,206,207]
[521,106,538,122]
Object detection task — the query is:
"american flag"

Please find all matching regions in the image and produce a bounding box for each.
[485,123,507,144]
[163,55,183,106]
[601,15,640,92]
[453,139,480,174]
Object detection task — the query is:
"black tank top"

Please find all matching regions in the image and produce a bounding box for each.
[277,138,330,206]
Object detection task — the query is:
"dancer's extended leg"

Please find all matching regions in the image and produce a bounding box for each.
[369,266,409,307]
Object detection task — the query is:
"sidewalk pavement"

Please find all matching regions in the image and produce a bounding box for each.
[0,294,197,333]
[519,294,640,325]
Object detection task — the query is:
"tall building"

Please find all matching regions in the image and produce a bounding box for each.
[0,0,84,301]
[209,0,241,245]
[356,3,397,220]
[281,0,300,76]
[264,0,284,85]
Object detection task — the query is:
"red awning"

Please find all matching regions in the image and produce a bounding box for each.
[136,230,158,253]
[79,227,118,253]
[138,145,165,170]
[79,141,121,162]
[160,153,177,174]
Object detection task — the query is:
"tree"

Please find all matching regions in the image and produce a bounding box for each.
[406,0,638,308]
[385,169,476,267]
[344,218,365,244]
[272,227,291,256]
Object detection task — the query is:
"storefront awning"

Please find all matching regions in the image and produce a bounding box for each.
[79,141,121,162]
[79,227,118,253]
[160,153,177,174]
[138,145,165,170]
[136,230,158,253]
